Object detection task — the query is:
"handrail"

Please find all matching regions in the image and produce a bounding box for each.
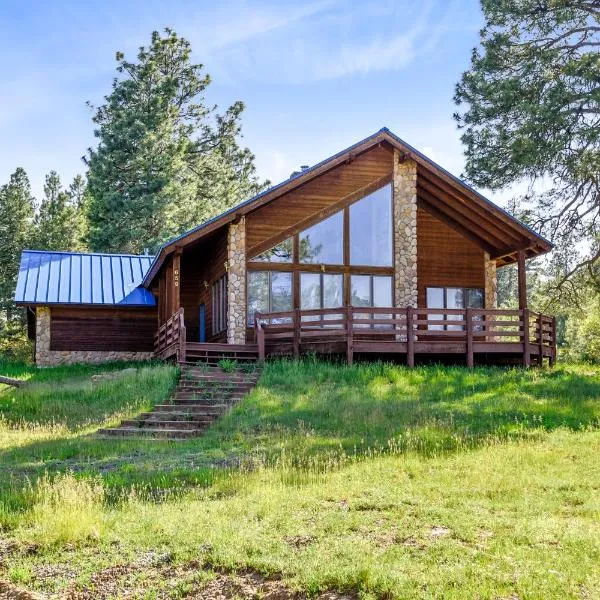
[154,307,186,363]
[254,306,557,366]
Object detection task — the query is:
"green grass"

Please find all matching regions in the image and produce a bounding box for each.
[1,358,599,598]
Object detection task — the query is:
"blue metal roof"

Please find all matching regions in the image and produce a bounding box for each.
[15,250,156,306]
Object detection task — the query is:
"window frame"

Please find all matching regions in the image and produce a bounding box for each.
[211,274,228,336]
[425,286,484,331]
[247,270,293,325]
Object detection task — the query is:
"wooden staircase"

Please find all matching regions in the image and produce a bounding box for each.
[99,364,260,440]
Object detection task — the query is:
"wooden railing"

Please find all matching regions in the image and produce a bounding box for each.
[154,307,187,363]
[254,306,556,366]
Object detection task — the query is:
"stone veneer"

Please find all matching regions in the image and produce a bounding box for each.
[484,253,498,309]
[227,216,247,344]
[393,149,418,308]
[35,306,153,367]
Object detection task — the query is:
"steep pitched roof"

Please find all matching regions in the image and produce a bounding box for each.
[142,127,552,286]
[15,250,155,306]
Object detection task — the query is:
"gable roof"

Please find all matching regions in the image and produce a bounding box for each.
[15,250,155,307]
[142,127,552,286]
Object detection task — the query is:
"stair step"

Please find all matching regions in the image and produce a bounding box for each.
[180,372,259,381]
[155,404,228,413]
[139,411,216,422]
[99,427,200,439]
[168,402,228,412]
[121,419,206,430]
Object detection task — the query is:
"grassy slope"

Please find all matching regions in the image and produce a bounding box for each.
[0,359,599,598]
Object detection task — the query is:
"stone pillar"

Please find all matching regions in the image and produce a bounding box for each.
[227,216,247,344]
[35,306,52,366]
[393,150,418,308]
[484,253,497,309]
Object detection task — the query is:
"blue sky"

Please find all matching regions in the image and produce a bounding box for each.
[0,0,494,203]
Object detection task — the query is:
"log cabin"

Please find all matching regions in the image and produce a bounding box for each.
[15,128,556,367]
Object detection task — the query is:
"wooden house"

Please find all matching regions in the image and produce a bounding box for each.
[15,128,556,367]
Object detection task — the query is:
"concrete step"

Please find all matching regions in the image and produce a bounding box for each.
[98,427,200,439]
[155,403,226,412]
[172,393,246,402]
[180,372,260,382]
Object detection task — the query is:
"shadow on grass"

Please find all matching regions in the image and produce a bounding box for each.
[1,359,599,510]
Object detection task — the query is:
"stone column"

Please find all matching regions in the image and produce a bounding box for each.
[227,216,247,344]
[484,253,497,309]
[35,306,51,366]
[393,149,418,308]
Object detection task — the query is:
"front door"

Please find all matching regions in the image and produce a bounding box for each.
[199,304,206,342]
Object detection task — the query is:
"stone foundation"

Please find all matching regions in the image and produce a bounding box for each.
[393,150,418,308]
[35,306,153,367]
[484,253,498,309]
[227,216,247,344]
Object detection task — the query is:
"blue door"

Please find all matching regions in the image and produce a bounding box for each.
[199,304,206,342]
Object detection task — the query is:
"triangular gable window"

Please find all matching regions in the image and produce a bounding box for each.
[250,238,293,263]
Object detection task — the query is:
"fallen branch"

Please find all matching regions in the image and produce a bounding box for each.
[0,375,23,387]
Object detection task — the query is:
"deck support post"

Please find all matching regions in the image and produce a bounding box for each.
[466,307,474,368]
[346,306,354,365]
[522,308,531,367]
[293,308,301,359]
[172,250,181,313]
[550,316,557,367]
[406,306,415,367]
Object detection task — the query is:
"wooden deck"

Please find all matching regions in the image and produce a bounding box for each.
[254,306,556,367]
[155,306,556,367]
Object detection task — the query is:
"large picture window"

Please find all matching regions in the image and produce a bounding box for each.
[247,271,293,325]
[301,273,343,324]
[426,287,483,331]
[350,184,393,266]
[251,239,292,263]
[351,275,393,327]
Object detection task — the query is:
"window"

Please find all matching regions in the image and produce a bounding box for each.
[301,273,343,325]
[299,211,343,265]
[426,287,484,331]
[247,271,293,325]
[350,184,393,266]
[351,275,393,327]
[251,238,293,263]
[212,275,228,336]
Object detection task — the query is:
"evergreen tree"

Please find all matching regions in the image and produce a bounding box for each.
[32,171,87,252]
[86,28,265,254]
[454,0,600,292]
[0,168,35,324]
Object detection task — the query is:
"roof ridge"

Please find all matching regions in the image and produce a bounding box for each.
[22,249,154,259]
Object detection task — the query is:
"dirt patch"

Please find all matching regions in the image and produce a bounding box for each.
[62,560,355,599]
[0,581,42,600]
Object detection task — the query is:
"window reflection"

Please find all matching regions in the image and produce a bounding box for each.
[299,212,343,265]
[350,184,393,266]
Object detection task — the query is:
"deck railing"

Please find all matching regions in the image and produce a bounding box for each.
[254,306,556,366]
[154,307,187,362]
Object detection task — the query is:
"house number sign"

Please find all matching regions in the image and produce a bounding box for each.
[174,269,179,287]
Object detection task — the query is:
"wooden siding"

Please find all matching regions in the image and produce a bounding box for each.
[50,306,157,352]
[245,145,394,256]
[180,229,228,343]
[416,206,485,307]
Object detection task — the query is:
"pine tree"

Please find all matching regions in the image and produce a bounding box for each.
[32,171,87,252]
[0,168,35,324]
[86,28,265,254]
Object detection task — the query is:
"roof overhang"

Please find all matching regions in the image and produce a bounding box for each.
[142,128,553,286]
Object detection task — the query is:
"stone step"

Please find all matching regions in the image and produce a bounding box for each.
[121,419,204,430]
[172,394,246,403]
[138,411,216,422]
[168,402,228,413]
[98,427,200,439]
[154,403,227,413]
[180,372,260,382]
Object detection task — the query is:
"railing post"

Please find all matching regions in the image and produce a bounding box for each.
[406,306,414,367]
[255,314,265,363]
[346,306,354,365]
[522,308,531,367]
[466,307,474,368]
[537,313,544,366]
[293,308,300,359]
[550,315,557,367]
[179,309,187,364]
